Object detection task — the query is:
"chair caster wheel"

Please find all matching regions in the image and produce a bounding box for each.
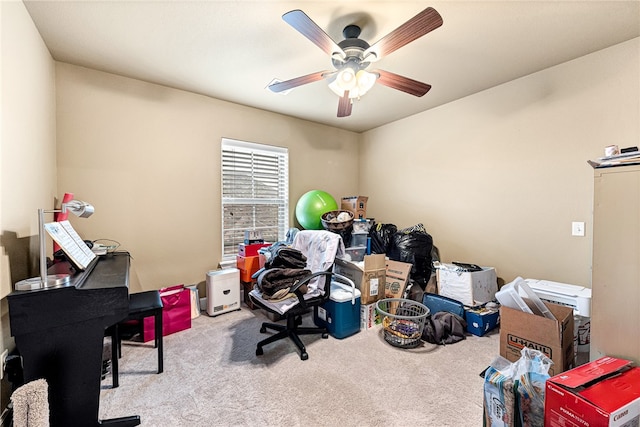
[301,352,308,360]
[260,326,266,333]
[322,333,329,339]
[256,347,263,356]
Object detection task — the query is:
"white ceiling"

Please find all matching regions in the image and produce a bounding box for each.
[23,1,640,133]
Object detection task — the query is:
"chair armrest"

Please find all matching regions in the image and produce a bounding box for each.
[290,271,356,308]
[289,271,333,308]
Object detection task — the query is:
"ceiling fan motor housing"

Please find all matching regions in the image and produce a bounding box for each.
[333,25,371,69]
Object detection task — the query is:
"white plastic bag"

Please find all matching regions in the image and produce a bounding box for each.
[483,348,552,427]
[514,348,552,427]
[484,356,516,427]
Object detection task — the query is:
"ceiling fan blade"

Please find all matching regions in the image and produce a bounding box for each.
[364,7,443,61]
[374,70,432,97]
[337,91,352,117]
[267,71,332,93]
[283,10,346,59]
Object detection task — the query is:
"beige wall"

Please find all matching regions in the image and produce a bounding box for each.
[2,0,638,401]
[0,0,57,409]
[361,38,640,287]
[55,64,360,291]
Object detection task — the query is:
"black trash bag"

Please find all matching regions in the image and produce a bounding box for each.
[387,223,433,289]
[368,222,397,254]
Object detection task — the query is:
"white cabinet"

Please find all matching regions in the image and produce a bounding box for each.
[591,164,640,364]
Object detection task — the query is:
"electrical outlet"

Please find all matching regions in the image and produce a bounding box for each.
[0,349,8,380]
[572,221,585,237]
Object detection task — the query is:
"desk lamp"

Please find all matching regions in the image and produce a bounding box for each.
[15,199,95,291]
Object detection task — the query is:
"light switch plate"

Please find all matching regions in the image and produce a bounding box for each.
[572,221,585,237]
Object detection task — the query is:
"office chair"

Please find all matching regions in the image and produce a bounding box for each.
[107,290,164,387]
[249,230,352,360]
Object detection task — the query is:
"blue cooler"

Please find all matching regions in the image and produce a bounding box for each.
[314,281,361,339]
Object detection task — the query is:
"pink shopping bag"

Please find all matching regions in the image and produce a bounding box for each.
[143,284,192,342]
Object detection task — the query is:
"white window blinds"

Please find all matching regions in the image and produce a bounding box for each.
[221,138,289,257]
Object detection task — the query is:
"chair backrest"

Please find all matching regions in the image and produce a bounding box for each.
[291,230,345,292]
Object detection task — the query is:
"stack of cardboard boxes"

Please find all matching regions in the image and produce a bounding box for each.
[330,196,413,332]
[236,231,269,309]
[333,254,412,331]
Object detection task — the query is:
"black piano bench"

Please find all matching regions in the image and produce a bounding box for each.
[108,290,164,388]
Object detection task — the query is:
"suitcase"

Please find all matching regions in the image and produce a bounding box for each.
[422,292,465,317]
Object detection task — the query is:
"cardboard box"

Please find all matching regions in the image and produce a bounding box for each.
[545,357,640,427]
[341,196,368,220]
[465,307,500,336]
[385,260,412,299]
[241,281,258,310]
[236,255,260,282]
[333,254,386,305]
[360,302,382,330]
[500,300,574,376]
[437,266,497,306]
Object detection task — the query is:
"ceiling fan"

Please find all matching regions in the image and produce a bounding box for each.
[267,7,443,118]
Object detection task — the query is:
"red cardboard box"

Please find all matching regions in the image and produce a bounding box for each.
[238,243,270,257]
[544,356,640,427]
[236,255,260,283]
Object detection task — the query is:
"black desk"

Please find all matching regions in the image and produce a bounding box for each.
[8,252,140,427]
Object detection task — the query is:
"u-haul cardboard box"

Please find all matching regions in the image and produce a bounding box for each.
[544,357,640,427]
[500,300,574,376]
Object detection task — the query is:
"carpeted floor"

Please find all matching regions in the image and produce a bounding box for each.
[99,306,500,426]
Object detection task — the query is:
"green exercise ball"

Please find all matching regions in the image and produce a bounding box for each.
[295,190,338,230]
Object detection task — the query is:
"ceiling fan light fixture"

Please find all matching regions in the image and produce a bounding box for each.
[336,67,357,91]
[356,70,377,95]
[329,68,377,99]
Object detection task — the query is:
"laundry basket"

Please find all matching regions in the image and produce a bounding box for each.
[376,298,430,349]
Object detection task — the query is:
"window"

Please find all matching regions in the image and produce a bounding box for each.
[221,138,289,258]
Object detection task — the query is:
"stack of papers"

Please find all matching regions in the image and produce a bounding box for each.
[588,151,640,168]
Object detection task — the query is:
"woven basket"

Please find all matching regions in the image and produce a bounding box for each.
[321,210,354,232]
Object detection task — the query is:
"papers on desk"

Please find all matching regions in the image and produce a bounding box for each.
[588,151,640,168]
[44,220,96,269]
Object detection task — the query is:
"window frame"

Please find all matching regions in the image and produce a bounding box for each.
[221,138,289,259]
